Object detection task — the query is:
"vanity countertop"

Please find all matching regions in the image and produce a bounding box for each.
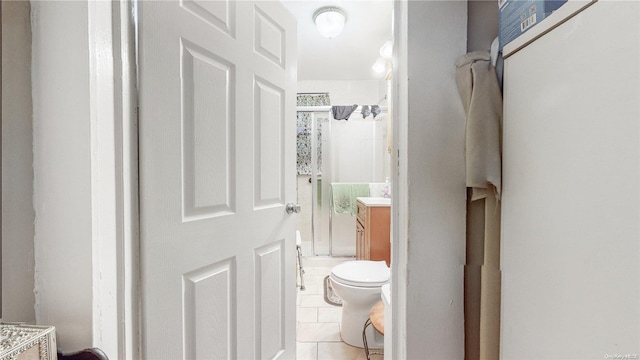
[356,197,391,207]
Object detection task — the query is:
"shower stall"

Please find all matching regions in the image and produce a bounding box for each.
[297,98,390,257]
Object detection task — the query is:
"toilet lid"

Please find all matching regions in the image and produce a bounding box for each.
[330,260,390,287]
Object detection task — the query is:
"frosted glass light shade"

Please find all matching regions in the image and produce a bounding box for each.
[372,58,386,73]
[380,40,393,59]
[314,7,346,39]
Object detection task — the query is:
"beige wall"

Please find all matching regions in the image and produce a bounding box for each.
[467,0,498,52]
[2,0,36,323]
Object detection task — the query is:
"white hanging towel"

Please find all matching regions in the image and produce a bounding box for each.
[455,51,503,200]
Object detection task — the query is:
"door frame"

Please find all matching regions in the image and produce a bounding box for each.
[391,1,408,358]
[110,1,409,359]
[108,0,139,358]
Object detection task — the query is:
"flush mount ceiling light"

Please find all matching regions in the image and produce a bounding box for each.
[313,7,347,39]
[379,40,393,59]
[372,58,386,74]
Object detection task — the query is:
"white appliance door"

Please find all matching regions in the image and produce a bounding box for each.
[138,1,297,358]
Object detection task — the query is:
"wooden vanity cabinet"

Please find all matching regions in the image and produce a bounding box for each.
[355,198,390,266]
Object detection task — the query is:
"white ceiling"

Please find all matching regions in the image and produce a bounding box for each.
[281,0,393,81]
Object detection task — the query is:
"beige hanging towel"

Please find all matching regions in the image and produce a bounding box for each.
[455,51,503,200]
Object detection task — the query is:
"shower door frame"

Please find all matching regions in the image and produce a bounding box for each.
[298,105,390,257]
[298,105,332,256]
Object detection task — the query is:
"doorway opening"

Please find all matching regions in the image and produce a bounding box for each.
[282,1,394,358]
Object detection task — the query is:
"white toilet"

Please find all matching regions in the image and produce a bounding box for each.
[329,260,390,348]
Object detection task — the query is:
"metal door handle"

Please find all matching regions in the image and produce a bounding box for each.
[286,203,301,214]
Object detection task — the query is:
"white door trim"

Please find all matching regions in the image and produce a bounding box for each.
[391,0,408,358]
[113,1,140,358]
[94,0,139,358]
[87,0,119,355]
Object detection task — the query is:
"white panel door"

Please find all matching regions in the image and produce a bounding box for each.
[138,1,297,358]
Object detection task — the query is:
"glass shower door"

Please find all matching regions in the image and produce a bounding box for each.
[308,109,389,257]
[311,112,331,255]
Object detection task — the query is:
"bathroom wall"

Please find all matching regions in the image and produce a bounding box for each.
[298,80,387,106]
[330,119,387,183]
[1,0,36,323]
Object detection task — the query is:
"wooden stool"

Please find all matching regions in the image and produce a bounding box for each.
[362,300,384,360]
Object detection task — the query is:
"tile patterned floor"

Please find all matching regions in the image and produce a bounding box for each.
[296,256,384,360]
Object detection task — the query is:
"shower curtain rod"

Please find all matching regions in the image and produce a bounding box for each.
[296,105,389,114]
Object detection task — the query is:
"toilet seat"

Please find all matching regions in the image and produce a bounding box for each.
[330,260,390,287]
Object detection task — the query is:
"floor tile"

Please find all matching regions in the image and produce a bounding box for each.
[296,260,373,360]
[315,267,334,276]
[296,342,318,360]
[318,307,342,323]
[297,307,318,323]
[298,283,321,295]
[304,275,330,286]
[300,267,322,276]
[317,341,367,360]
[299,294,336,308]
[296,322,341,342]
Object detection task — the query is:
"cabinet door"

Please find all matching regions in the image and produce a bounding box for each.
[368,206,390,266]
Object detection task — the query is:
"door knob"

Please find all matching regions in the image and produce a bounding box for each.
[286,203,301,214]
